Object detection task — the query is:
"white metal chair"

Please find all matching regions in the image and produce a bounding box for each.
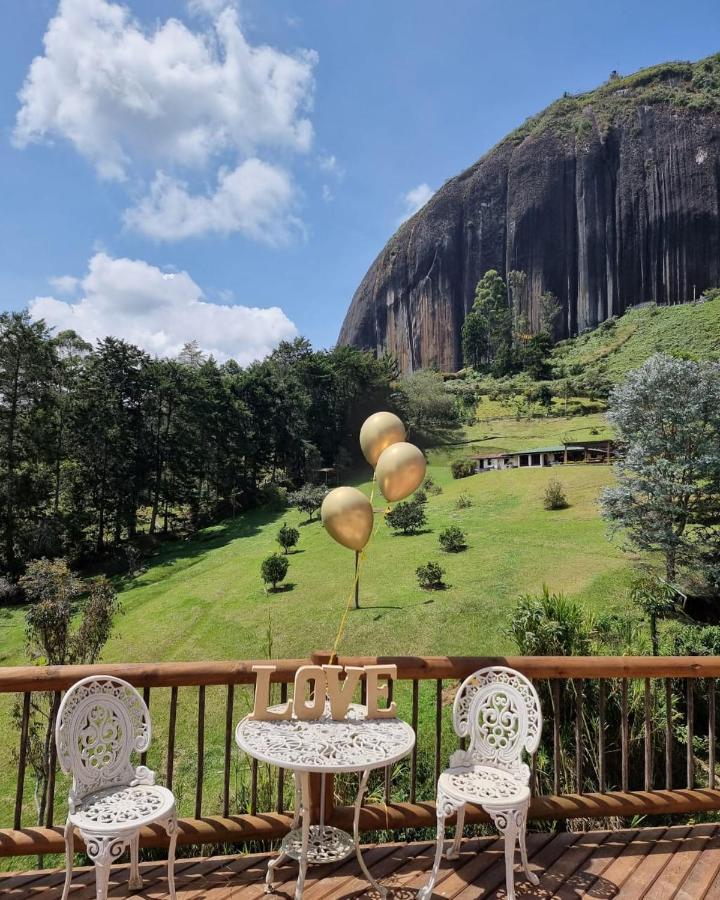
[55,675,178,900]
[418,666,542,900]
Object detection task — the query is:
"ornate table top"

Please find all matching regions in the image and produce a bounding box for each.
[236,703,415,773]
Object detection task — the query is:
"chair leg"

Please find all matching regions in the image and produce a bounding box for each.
[447,803,465,860]
[517,802,539,885]
[60,819,73,900]
[418,790,462,900]
[129,831,142,890]
[166,811,178,900]
[488,807,520,900]
[84,835,125,900]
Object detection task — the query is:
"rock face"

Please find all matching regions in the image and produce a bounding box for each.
[338,58,720,371]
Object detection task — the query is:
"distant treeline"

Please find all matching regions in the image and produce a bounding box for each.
[0,312,398,575]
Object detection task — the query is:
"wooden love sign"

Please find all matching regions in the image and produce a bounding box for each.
[250,663,398,721]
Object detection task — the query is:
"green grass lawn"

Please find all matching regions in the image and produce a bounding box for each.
[552,296,720,379]
[0,409,634,856]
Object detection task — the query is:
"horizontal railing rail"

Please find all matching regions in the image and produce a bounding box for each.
[1,653,720,862]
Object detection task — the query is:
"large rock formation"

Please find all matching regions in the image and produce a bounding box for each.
[339,56,720,371]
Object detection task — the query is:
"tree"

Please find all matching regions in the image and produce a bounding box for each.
[17,559,120,825]
[600,354,720,582]
[438,525,467,552]
[288,484,327,522]
[520,332,553,380]
[539,291,562,338]
[261,553,290,591]
[0,313,57,573]
[397,369,458,430]
[630,574,676,656]
[462,271,514,374]
[461,310,487,370]
[277,522,300,554]
[385,500,427,535]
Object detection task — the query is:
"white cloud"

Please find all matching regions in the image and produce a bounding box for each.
[124,159,300,243]
[188,0,234,16]
[321,184,333,203]
[49,274,80,294]
[29,252,297,364]
[398,182,435,224]
[318,154,344,179]
[14,0,317,180]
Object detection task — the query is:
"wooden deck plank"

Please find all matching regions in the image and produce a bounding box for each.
[458,830,576,900]
[7,826,720,899]
[672,825,720,900]
[642,823,718,900]
[552,830,639,899]
[581,825,667,898]
[520,829,613,899]
[616,825,693,898]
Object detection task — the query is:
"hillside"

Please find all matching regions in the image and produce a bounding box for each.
[0,417,630,832]
[552,295,720,379]
[339,53,720,371]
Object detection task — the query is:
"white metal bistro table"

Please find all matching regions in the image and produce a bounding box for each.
[236,703,415,899]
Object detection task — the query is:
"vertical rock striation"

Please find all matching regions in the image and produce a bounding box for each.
[338,57,720,371]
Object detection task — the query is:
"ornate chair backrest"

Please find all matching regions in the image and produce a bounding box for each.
[452,666,542,782]
[55,675,152,807]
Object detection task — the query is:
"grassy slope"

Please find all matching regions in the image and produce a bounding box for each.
[0,410,633,840]
[552,297,720,380]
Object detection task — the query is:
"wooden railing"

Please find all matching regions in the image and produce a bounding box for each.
[2,653,720,860]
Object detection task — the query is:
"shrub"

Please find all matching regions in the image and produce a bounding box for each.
[509,586,591,655]
[0,576,22,605]
[416,561,446,590]
[288,484,327,522]
[259,483,288,511]
[455,492,473,509]
[261,554,289,591]
[385,500,427,535]
[412,488,428,506]
[451,458,475,480]
[439,525,467,552]
[424,477,442,496]
[543,478,569,510]
[277,522,300,554]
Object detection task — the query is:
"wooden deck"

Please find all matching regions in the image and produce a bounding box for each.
[5,824,720,899]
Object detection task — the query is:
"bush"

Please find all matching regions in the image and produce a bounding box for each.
[455,492,473,509]
[451,458,475,480]
[412,488,428,506]
[424,477,442,496]
[288,484,327,522]
[416,561,446,590]
[0,576,22,605]
[277,522,300,554]
[439,525,467,552]
[259,483,288,511]
[543,478,569,510]
[261,554,289,591]
[385,500,427,535]
[509,586,591,655]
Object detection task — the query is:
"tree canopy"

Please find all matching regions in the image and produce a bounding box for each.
[0,318,398,575]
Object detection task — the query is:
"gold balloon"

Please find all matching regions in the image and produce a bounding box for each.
[321,486,374,552]
[375,442,427,502]
[360,412,406,467]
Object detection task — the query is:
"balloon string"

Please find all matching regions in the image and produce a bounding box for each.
[329,474,383,666]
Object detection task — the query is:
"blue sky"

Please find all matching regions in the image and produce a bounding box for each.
[0,0,718,362]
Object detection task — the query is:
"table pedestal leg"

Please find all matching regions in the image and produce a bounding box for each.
[353,769,387,899]
[295,772,311,900]
[266,772,303,894]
